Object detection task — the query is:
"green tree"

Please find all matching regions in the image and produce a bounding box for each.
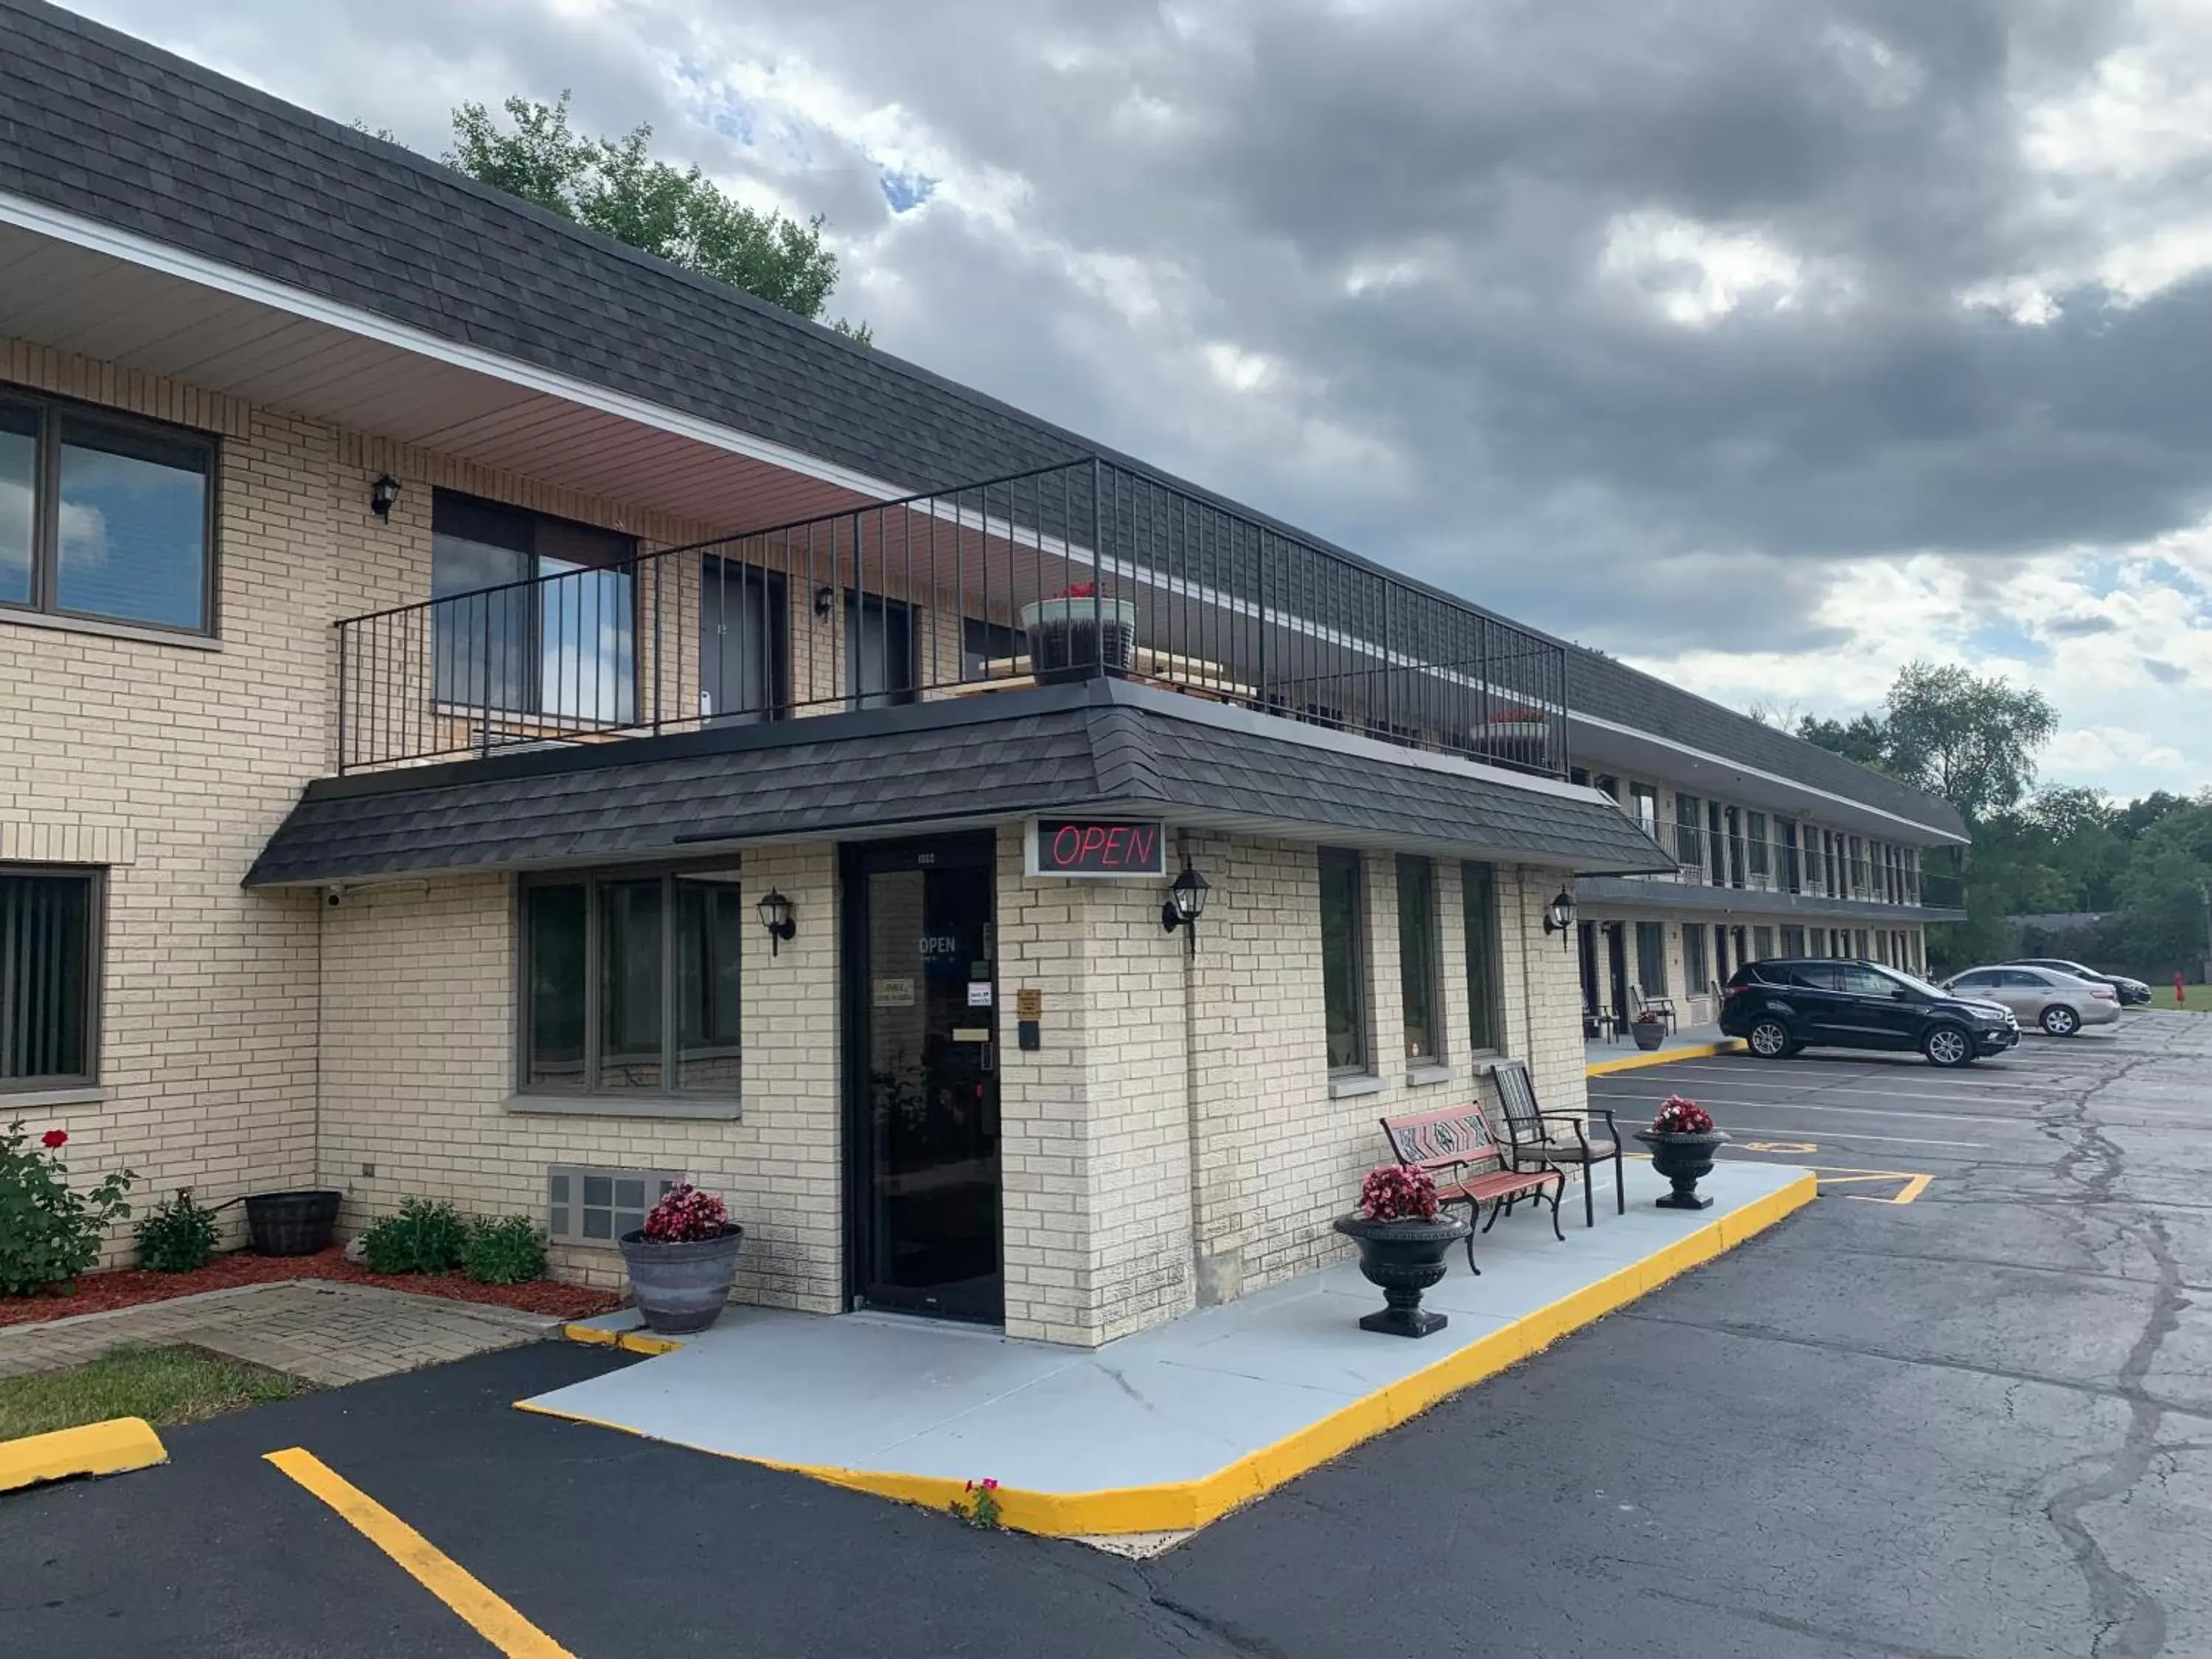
[1796,712,1893,771]
[445,92,870,341]
[2118,799,2212,975]
[1879,661,2057,824]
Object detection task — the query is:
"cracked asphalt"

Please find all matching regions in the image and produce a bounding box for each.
[3,1012,2207,1658]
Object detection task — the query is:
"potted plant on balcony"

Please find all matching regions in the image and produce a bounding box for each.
[1632,1096,1728,1211]
[1332,1164,1470,1338]
[619,1181,744,1335]
[1018,581,1137,682]
[1631,1009,1668,1051]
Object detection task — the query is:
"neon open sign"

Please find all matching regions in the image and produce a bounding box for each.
[1029,818,1167,878]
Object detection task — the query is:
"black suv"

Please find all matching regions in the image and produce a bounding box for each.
[1719,959,2020,1067]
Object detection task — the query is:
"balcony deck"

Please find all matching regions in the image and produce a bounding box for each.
[334,458,1571,784]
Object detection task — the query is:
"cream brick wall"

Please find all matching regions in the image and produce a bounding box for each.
[1,344,333,1248]
[314,845,842,1303]
[995,824,1593,1343]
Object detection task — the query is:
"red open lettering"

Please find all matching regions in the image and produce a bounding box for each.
[1129,825,1155,868]
[1079,825,1108,861]
[1052,825,1082,868]
[1104,825,1129,864]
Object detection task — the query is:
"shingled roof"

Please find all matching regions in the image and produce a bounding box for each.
[1,0,1964,840]
[244,681,1674,887]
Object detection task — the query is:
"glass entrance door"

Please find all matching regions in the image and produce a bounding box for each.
[842,834,1001,1322]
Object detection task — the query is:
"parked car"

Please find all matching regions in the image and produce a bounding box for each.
[1719,958,2020,1067]
[1944,965,2120,1036]
[2006,957,2152,1006]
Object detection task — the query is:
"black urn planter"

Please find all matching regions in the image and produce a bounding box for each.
[1332,1214,1472,1338]
[1633,1130,1728,1210]
[243,1189,342,1256]
[1631,1020,1667,1051]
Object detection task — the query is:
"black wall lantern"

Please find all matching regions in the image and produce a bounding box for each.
[369,473,402,521]
[756,889,796,955]
[1161,862,1211,955]
[1543,886,1576,945]
[813,585,835,622]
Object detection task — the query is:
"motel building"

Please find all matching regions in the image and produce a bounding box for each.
[0,4,1964,1349]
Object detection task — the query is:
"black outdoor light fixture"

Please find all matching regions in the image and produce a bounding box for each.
[756,889,796,955]
[369,473,402,521]
[1160,861,1211,955]
[1543,886,1577,944]
[813,585,835,622]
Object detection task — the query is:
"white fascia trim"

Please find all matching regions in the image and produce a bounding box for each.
[0,188,910,504]
[1568,707,1967,846]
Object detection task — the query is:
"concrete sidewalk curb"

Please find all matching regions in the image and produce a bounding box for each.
[0,1416,167,1493]
[520,1172,1816,1537]
[560,1321,684,1357]
[1587,1039,1742,1077]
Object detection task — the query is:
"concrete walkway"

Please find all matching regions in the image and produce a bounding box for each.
[522,1158,1812,1536]
[1585,1018,1738,1073]
[0,1281,563,1387]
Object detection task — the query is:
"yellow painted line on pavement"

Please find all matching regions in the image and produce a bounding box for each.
[0,1416,164,1492]
[1585,1040,1742,1077]
[561,1321,683,1356]
[263,1447,575,1659]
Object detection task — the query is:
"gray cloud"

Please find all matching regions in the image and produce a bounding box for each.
[66,0,2212,757]
[2145,660,2187,684]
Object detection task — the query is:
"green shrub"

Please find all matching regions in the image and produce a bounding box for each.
[0,1122,133,1296]
[134,1189,220,1273]
[359,1197,467,1276]
[460,1215,547,1286]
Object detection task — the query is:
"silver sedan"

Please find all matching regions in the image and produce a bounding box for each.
[1940,965,2121,1036]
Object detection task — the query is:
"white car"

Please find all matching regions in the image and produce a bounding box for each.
[1941,965,2121,1036]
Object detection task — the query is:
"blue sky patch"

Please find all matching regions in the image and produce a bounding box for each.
[879,170,938,213]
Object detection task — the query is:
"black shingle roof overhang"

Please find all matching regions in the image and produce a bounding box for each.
[244,681,1676,888]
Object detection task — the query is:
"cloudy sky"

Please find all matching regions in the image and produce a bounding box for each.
[71,0,2212,801]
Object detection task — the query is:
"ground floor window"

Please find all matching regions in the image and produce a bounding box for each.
[1682,924,1709,997]
[521,866,742,1096]
[1753,925,1775,961]
[0,867,100,1088]
[1318,848,1368,1074]
[1461,863,1500,1051]
[1635,921,1667,996]
[1396,856,1441,1062]
[1781,925,1806,956]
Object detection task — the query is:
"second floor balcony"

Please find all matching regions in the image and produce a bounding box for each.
[333,457,1571,783]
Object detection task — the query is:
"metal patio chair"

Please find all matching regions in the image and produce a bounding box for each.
[1488,1059,1624,1228]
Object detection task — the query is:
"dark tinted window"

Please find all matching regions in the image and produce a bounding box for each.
[1835,964,1896,997]
[1,870,99,1085]
[1950,970,1998,988]
[1319,849,1367,1074]
[1784,963,1841,990]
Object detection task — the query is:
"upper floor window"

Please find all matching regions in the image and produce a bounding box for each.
[432,492,636,724]
[0,390,215,636]
[1673,793,1703,866]
[1,867,101,1089]
[847,591,915,709]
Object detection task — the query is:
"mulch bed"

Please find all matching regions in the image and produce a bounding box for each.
[0,1248,622,1329]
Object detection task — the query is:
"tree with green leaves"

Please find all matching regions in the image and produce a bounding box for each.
[1795,711,1893,772]
[445,93,869,342]
[1879,661,2056,825]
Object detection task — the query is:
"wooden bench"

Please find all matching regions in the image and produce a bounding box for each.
[1378,1103,1566,1273]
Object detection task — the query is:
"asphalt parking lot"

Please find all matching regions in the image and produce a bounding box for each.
[4,1011,2208,1659]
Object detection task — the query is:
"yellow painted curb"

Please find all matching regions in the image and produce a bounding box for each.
[1586,1039,1742,1077]
[519,1172,1818,1537]
[560,1322,684,1357]
[0,1416,166,1493]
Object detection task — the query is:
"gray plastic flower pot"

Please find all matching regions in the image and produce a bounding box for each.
[617,1226,745,1335]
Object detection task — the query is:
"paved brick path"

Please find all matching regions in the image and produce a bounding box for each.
[0,1281,563,1387]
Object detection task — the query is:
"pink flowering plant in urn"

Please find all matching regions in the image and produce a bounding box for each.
[1634,1095,1727,1211]
[1332,1163,1470,1339]
[618,1180,745,1335]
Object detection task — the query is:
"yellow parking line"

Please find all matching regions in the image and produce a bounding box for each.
[263,1448,575,1659]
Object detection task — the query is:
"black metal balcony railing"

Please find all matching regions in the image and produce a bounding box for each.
[333,456,1571,778]
[1630,823,1956,908]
